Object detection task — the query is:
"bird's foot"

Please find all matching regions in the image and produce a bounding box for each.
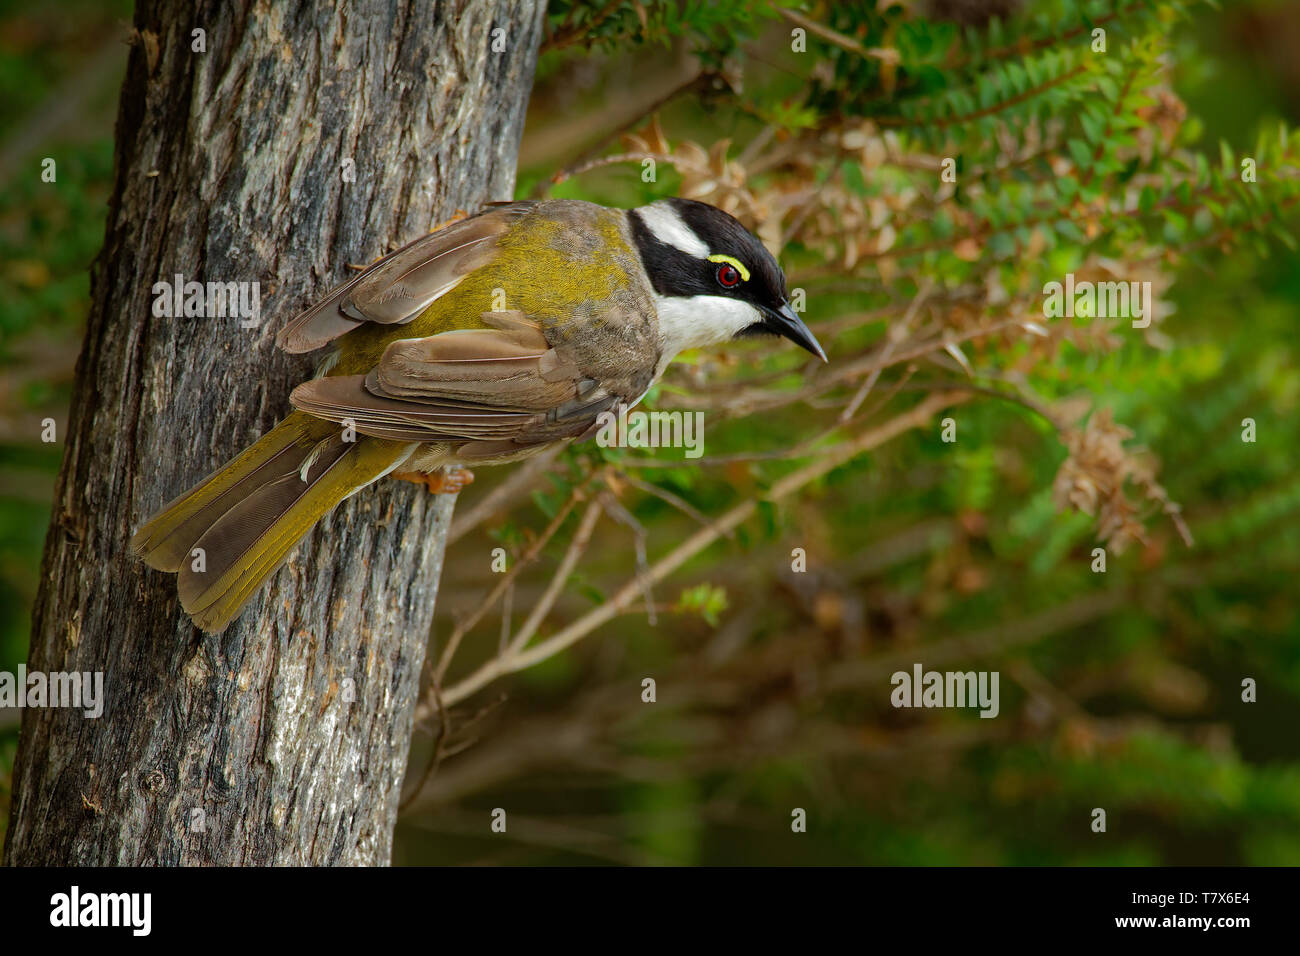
[392,466,475,494]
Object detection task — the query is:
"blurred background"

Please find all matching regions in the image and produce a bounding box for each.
[2,0,1298,864]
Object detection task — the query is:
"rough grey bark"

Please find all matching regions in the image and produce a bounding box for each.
[4,0,544,865]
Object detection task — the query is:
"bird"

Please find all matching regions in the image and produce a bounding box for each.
[131,197,826,632]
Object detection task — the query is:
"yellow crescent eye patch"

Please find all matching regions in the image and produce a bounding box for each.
[707,254,750,282]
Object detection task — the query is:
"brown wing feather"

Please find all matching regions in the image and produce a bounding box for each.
[276,201,538,354]
[289,311,621,455]
[292,375,540,436]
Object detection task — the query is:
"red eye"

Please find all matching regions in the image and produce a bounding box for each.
[716,263,741,288]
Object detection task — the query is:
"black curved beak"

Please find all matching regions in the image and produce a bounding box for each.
[763,301,827,362]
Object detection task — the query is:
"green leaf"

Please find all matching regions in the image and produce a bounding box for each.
[841,160,869,197]
[1067,138,1093,170]
[1080,111,1105,145]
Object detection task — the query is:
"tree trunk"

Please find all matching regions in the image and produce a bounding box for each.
[3,0,543,866]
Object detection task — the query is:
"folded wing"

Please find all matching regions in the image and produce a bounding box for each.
[289,310,620,460]
[276,201,538,354]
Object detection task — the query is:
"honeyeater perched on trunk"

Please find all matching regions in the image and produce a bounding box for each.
[132,198,826,632]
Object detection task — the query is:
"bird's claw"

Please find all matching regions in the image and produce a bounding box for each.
[392,466,475,494]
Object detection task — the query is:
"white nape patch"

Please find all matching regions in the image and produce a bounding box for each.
[653,292,761,376]
[638,202,710,257]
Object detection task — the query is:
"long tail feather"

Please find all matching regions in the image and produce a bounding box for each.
[131,412,413,632]
[131,412,323,572]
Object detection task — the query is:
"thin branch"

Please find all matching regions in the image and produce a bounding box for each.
[398,680,448,812]
[777,8,900,64]
[507,497,605,657]
[529,71,709,198]
[541,0,624,54]
[447,445,563,545]
[432,478,594,686]
[616,471,734,539]
[825,589,1127,691]
[842,278,932,422]
[598,489,657,625]
[875,65,1088,130]
[441,390,966,706]
[656,315,1042,420]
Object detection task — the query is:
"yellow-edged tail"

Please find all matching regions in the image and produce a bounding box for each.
[131,411,411,632]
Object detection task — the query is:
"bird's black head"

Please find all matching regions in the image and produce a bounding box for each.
[629,198,826,361]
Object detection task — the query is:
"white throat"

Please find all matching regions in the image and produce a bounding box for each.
[652,292,761,377]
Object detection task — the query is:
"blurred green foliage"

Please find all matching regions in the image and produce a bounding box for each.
[0,0,129,844]
[402,0,1300,865]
